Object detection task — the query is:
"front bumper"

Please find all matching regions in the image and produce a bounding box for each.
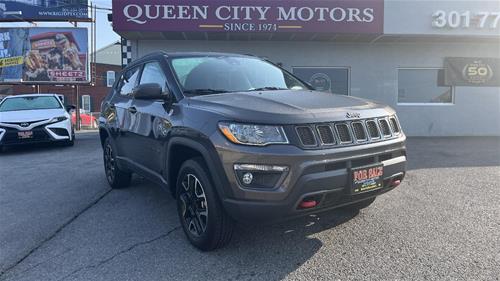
[214,134,407,222]
[0,120,73,146]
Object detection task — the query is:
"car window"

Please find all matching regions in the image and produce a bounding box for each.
[0,96,62,112]
[170,56,307,94]
[139,62,168,92]
[118,66,140,96]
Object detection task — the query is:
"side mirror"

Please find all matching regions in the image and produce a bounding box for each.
[66,105,76,112]
[134,83,171,101]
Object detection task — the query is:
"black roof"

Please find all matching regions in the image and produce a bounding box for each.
[127,51,258,68]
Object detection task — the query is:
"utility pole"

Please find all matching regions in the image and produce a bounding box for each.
[75,85,80,131]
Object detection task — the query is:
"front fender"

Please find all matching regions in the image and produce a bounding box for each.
[166,134,234,201]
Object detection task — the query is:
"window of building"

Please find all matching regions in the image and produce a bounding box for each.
[81,95,91,112]
[398,68,453,104]
[106,71,116,88]
[292,67,350,95]
[57,94,64,104]
[118,67,140,96]
[139,62,168,92]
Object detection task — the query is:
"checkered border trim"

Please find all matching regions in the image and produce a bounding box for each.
[121,38,132,68]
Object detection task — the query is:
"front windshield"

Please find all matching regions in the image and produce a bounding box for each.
[171,56,308,95]
[0,96,62,112]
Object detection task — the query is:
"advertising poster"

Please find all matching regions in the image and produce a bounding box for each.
[0,0,89,22]
[0,27,88,84]
[293,67,349,95]
[445,57,500,87]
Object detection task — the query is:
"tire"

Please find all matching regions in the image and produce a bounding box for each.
[343,197,376,211]
[176,158,234,251]
[103,138,132,189]
[63,129,75,146]
[64,139,74,146]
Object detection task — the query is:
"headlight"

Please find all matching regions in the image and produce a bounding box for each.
[218,122,288,146]
[50,116,68,123]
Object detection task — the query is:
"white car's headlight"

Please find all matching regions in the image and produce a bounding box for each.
[218,122,288,146]
[50,116,68,123]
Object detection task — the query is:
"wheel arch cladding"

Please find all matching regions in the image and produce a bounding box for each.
[167,137,232,200]
[99,128,109,147]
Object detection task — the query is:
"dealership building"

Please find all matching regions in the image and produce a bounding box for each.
[112,0,500,136]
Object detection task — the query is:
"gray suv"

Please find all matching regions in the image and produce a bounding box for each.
[99,52,407,251]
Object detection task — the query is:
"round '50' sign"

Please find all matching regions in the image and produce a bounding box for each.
[462,61,494,84]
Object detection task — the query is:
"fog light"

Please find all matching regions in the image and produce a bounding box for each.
[242,173,253,185]
[234,164,289,189]
[234,164,289,172]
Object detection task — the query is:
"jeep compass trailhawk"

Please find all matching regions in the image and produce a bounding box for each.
[99,52,407,251]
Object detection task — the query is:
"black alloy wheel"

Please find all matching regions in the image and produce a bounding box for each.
[103,138,131,189]
[104,142,116,183]
[178,173,209,237]
[176,158,234,251]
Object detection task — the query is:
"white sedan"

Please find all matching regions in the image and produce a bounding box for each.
[0,94,75,150]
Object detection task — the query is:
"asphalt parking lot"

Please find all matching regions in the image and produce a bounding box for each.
[0,133,499,281]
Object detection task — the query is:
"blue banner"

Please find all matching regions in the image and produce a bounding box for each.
[0,0,88,21]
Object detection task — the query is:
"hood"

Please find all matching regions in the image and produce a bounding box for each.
[187,90,394,124]
[0,108,67,123]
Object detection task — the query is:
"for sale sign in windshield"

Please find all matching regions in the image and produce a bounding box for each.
[0,27,88,84]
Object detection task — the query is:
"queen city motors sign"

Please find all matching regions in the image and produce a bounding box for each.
[112,0,383,34]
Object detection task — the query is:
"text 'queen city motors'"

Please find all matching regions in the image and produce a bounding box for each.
[122,4,375,31]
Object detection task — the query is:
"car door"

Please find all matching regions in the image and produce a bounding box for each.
[128,60,172,175]
[110,65,141,160]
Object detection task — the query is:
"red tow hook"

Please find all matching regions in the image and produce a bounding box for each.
[391,179,402,187]
[299,200,318,209]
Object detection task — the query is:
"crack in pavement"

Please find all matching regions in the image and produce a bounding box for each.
[0,189,112,278]
[13,248,73,277]
[56,225,182,281]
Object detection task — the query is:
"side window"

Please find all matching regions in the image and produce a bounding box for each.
[140,62,168,92]
[118,66,140,96]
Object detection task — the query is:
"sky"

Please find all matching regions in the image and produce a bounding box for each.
[0,0,120,50]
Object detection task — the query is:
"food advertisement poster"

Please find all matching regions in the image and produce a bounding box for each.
[0,27,88,84]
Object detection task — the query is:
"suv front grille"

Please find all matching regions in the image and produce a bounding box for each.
[296,126,316,146]
[366,120,380,139]
[379,119,392,137]
[316,125,335,145]
[294,116,401,149]
[389,117,401,134]
[335,124,352,143]
[352,122,367,142]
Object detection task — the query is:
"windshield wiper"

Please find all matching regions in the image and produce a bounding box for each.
[247,87,288,92]
[183,89,229,95]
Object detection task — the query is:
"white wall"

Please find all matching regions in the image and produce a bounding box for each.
[132,40,500,136]
[384,0,500,37]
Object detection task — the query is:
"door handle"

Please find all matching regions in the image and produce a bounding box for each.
[128,106,137,114]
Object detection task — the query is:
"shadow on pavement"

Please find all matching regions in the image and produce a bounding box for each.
[0,133,97,156]
[0,143,69,155]
[217,208,359,278]
[2,174,359,281]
